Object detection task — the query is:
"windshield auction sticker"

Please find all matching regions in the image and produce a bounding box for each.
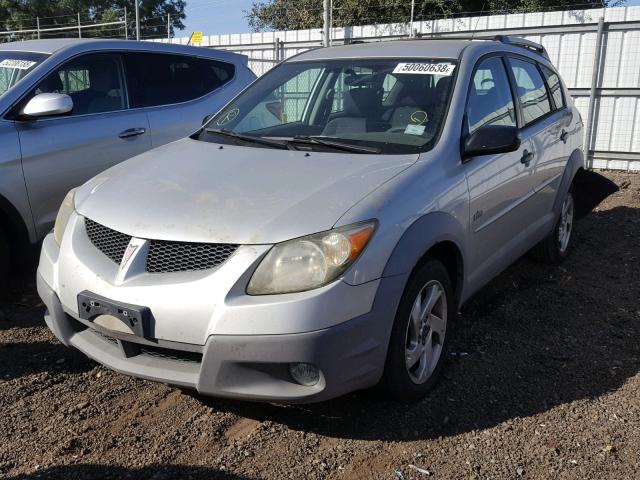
[393,62,455,76]
[0,59,37,70]
[216,108,239,126]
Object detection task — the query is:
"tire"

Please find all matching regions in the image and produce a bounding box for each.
[0,226,9,293]
[382,258,455,403]
[532,187,575,264]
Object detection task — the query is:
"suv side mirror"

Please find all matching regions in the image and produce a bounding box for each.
[463,125,520,159]
[21,93,73,118]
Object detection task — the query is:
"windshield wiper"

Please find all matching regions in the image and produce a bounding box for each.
[204,128,290,150]
[290,135,382,154]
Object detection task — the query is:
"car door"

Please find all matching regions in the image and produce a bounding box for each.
[123,52,238,147]
[15,52,151,238]
[462,55,538,284]
[507,57,568,229]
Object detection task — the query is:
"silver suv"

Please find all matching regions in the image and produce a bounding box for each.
[37,37,584,403]
[0,39,255,284]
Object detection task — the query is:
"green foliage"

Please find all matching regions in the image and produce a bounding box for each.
[246,0,622,32]
[0,1,186,40]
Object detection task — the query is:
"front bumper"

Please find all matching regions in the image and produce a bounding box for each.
[38,271,405,402]
[37,221,407,402]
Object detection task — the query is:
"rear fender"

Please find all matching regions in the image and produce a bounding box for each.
[553,148,585,218]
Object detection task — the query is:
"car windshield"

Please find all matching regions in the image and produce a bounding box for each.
[199,58,457,154]
[0,51,49,97]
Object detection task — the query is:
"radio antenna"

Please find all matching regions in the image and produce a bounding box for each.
[470,1,489,41]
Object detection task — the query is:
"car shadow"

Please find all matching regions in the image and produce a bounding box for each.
[196,186,637,442]
[0,247,42,330]
[0,340,94,380]
[4,464,250,480]
[574,168,619,218]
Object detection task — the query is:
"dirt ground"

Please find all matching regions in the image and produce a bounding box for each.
[0,171,638,480]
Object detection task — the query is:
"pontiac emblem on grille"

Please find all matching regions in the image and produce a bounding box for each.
[121,243,139,269]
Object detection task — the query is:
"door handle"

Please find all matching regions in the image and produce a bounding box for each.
[118,127,146,139]
[560,129,568,143]
[520,149,534,166]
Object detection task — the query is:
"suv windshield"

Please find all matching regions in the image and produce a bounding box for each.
[200,58,457,154]
[0,51,49,97]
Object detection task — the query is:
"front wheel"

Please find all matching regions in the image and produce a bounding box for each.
[382,258,454,403]
[532,188,575,264]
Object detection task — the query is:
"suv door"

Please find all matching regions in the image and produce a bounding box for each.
[123,52,236,146]
[463,55,538,283]
[15,53,151,238]
[507,57,569,227]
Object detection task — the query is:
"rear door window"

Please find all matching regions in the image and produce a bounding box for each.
[508,58,552,126]
[124,53,235,108]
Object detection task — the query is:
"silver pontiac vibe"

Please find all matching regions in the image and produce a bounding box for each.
[37,37,584,403]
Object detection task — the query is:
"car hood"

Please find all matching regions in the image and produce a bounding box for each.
[75,138,418,244]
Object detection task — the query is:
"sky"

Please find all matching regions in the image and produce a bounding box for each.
[181,0,640,37]
[182,0,255,36]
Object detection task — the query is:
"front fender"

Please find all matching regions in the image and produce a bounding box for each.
[381,211,467,305]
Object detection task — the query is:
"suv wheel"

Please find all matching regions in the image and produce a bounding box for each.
[533,187,575,264]
[382,258,454,402]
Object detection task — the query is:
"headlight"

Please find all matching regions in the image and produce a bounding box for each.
[53,188,76,246]
[247,221,376,295]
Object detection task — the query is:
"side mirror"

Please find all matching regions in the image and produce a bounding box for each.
[21,93,73,118]
[463,125,520,159]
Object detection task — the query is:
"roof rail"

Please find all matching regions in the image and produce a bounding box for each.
[493,35,549,59]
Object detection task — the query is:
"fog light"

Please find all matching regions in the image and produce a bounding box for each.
[289,363,320,386]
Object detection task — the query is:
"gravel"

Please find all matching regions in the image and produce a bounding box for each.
[1,171,638,480]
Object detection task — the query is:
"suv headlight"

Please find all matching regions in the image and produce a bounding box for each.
[247,221,377,295]
[53,188,76,246]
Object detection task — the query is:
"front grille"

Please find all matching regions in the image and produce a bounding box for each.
[89,328,202,364]
[146,241,238,273]
[84,217,238,273]
[92,329,119,346]
[139,345,203,364]
[85,218,131,265]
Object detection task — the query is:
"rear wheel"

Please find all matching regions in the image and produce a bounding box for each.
[382,258,454,403]
[532,188,575,264]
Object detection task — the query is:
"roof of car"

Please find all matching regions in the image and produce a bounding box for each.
[290,39,479,62]
[289,37,551,63]
[0,38,246,62]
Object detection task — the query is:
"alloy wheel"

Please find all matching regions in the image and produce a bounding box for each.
[404,280,447,384]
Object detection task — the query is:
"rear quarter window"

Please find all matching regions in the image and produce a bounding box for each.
[539,64,565,110]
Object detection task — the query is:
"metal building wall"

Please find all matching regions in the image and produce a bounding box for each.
[153,6,640,171]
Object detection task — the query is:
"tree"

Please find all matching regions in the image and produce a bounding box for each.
[0,1,186,40]
[246,0,623,32]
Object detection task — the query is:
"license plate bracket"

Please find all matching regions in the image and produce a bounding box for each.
[77,291,150,338]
